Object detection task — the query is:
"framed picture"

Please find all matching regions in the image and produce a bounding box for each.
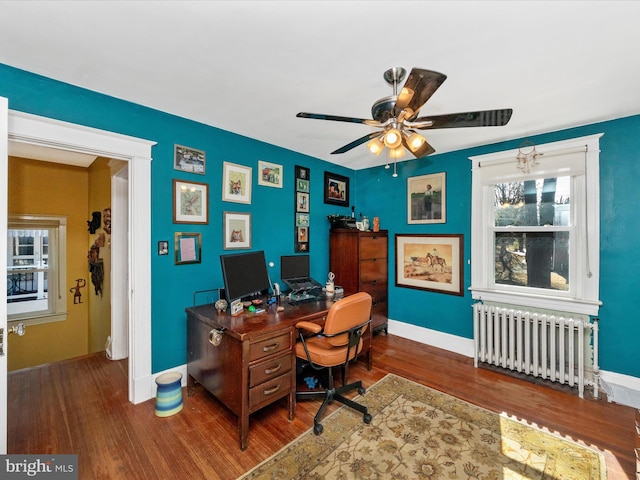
[296,192,310,212]
[158,240,169,256]
[174,232,202,265]
[395,234,463,296]
[296,178,310,193]
[173,179,208,224]
[296,213,310,227]
[223,211,251,250]
[174,144,205,174]
[297,226,308,242]
[295,165,309,180]
[324,171,349,206]
[407,172,446,224]
[222,161,252,204]
[258,160,283,188]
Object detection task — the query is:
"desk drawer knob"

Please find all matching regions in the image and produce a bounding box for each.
[265,364,282,375]
[264,384,281,396]
[262,342,280,352]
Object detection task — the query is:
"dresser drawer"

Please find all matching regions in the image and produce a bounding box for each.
[249,352,292,388]
[360,258,387,284]
[359,234,388,260]
[249,373,291,411]
[249,331,291,362]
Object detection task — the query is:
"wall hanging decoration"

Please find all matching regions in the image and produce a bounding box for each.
[87,211,101,234]
[323,171,349,207]
[173,179,209,224]
[87,244,104,296]
[69,278,86,304]
[102,207,111,234]
[295,165,310,252]
[158,241,169,255]
[175,232,202,264]
[223,212,252,250]
[407,172,446,224]
[222,161,252,204]
[395,233,463,296]
[174,144,206,174]
[258,160,283,188]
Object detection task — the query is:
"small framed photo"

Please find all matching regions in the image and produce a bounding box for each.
[173,179,208,224]
[224,212,252,250]
[295,165,309,180]
[174,232,202,265]
[408,172,446,224]
[395,234,463,296]
[296,213,310,227]
[158,240,169,255]
[296,178,310,193]
[222,161,252,204]
[258,160,283,188]
[297,226,308,242]
[324,171,349,206]
[296,192,310,212]
[174,144,205,174]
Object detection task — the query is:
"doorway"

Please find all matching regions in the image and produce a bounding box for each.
[4,109,156,404]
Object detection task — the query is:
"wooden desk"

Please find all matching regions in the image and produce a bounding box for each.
[186,297,372,450]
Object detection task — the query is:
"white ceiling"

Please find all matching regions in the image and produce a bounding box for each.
[1,1,639,170]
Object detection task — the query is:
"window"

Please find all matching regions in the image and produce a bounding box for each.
[7,215,67,324]
[469,134,602,315]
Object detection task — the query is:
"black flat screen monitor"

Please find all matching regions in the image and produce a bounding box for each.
[280,255,310,280]
[220,250,271,303]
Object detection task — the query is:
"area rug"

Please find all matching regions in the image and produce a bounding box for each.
[239,374,606,480]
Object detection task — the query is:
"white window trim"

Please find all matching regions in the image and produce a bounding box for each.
[7,214,67,325]
[469,134,602,316]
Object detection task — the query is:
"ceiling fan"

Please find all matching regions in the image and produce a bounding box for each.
[297,67,513,159]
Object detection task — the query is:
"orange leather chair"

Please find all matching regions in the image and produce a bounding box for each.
[295,292,373,435]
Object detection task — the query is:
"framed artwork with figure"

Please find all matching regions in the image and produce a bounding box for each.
[407,172,446,224]
[222,162,252,204]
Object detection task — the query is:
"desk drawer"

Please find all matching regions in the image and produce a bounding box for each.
[250,352,292,388]
[249,373,291,411]
[249,332,291,362]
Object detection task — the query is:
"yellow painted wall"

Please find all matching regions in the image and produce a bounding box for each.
[8,157,90,371]
[87,158,111,354]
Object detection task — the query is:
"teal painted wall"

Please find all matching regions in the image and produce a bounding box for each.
[356,116,640,378]
[0,64,354,373]
[1,62,639,379]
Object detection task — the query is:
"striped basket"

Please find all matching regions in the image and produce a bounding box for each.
[155,372,183,417]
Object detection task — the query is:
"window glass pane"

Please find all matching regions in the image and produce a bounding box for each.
[495,231,569,291]
[494,176,570,227]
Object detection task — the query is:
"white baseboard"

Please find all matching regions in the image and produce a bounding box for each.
[388,318,640,409]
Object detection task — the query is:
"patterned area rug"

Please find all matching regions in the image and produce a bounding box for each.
[239,374,606,480]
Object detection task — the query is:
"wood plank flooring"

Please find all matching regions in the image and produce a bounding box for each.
[8,334,635,479]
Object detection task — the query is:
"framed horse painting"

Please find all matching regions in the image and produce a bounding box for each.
[395,233,463,296]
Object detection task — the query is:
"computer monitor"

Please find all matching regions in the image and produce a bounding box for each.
[220,250,271,303]
[280,255,310,280]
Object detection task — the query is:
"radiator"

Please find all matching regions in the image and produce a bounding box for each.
[473,302,599,399]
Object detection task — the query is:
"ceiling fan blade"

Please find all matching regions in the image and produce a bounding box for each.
[403,136,436,158]
[411,108,513,129]
[296,112,382,127]
[393,68,447,120]
[331,132,381,154]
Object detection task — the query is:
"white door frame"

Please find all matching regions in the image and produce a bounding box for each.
[5,111,156,406]
[0,97,9,454]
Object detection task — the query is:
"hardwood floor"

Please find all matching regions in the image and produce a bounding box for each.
[9,333,635,479]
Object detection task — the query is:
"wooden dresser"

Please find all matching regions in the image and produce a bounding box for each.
[329,228,388,334]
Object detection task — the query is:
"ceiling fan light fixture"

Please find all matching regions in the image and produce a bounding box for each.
[383,128,402,149]
[367,137,385,155]
[405,131,426,152]
[389,146,405,159]
[398,87,414,106]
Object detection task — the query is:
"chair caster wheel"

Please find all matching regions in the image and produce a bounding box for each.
[358,386,366,395]
[313,423,323,435]
[363,413,372,424]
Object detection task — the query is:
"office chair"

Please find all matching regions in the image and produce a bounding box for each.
[295,292,373,435]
